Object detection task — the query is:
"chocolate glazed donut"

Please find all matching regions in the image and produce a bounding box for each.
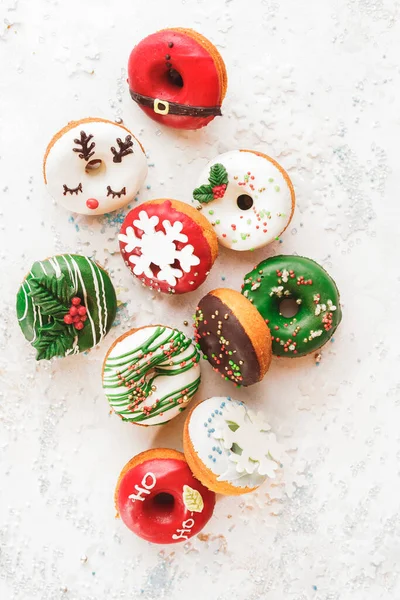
[194,289,272,386]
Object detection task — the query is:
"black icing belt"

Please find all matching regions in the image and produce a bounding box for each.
[129,89,222,118]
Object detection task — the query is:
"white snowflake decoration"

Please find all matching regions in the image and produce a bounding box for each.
[213,403,284,479]
[118,210,200,287]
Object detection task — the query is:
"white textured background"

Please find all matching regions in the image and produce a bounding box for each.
[1,0,399,598]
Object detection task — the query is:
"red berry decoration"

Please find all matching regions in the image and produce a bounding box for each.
[193,164,228,204]
[212,184,227,199]
[64,297,87,332]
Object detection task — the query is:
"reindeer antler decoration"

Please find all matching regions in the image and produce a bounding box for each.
[73,131,95,161]
[111,135,134,163]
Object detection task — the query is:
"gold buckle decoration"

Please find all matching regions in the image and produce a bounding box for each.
[153,99,170,115]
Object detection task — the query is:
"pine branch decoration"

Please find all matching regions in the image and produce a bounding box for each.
[32,322,75,361]
[193,163,228,204]
[28,275,74,320]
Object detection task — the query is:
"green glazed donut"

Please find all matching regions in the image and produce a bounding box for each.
[242,255,342,357]
[16,254,117,360]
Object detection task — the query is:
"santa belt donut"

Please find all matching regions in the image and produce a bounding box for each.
[129,90,222,118]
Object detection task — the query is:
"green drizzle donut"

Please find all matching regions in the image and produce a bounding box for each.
[242,255,342,357]
[16,254,117,360]
[102,325,201,426]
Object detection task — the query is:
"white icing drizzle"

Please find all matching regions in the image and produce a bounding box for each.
[44,119,148,216]
[193,150,294,251]
[48,256,62,278]
[69,255,98,345]
[18,285,29,322]
[61,254,78,292]
[84,256,104,343]
[187,397,284,489]
[95,262,109,339]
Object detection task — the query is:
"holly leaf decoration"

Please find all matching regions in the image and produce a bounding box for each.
[193,184,214,204]
[28,275,74,320]
[32,321,75,361]
[182,485,204,513]
[208,163,228,187]
[193,163,229,204]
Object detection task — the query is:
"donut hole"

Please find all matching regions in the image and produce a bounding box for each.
[85,159,104,175]
[167,68,184,88]
[236,194,254,211]
[143,492,176,522]
[279,298,299,318]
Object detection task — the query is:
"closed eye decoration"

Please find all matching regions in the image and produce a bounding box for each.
[63,183,83,196]
[107,186,126,198]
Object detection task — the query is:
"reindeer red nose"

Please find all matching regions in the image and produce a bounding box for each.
[86,198,99,210]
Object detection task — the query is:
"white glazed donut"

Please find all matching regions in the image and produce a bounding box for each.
[192,150,295,251]
[43,118,148,216]
[102,325,201,426]
[183,397,284,495]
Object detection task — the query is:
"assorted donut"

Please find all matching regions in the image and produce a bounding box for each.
[102,325,201,425]
[43,118,148,216]
[194,288,272,386]
[16,27,343,544]
[16,254,117,360]
[118,199,218,294]
[192,150,295,251]
[184,397,283,495]
[242,255,342,357]
[115,449,215,543]
[128,28,227,130]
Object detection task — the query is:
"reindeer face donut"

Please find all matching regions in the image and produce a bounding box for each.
[115,449,215,544]
[102,325,201,425]
[128,28,227,130]
[183,397,283,495]
[43,118,148,215]
[118,199,218,294]
[192,150,295,251]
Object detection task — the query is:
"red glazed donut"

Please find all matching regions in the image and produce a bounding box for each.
[118,199,218,294]
[115,449,216,544]
[128,28,228,130]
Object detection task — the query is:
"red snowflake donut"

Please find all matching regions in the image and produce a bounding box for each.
[115,449,216,544]
[127,28,228,130]
[118,199,218,294]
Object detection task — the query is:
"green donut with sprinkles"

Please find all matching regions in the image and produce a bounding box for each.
[242,255,342,357]
[16,254,117,360]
